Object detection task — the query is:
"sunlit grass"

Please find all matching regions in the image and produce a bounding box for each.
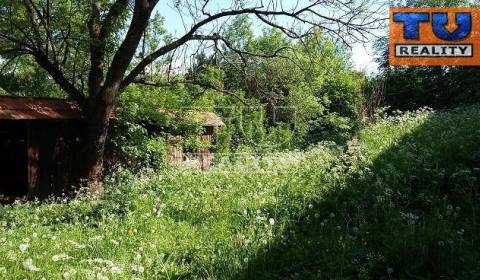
[1,105,479,279]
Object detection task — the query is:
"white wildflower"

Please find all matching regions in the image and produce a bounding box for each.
[96,273,108,280]
[134,254,142,261]
[52,253,69,262]
[268,218,275,225]
[90,235,104,241]
[329,213,335,218]
[132,265,144,273]
[19,243,29,252]
[110,266,122,274]
[23,258,40,272]
[68,240,86,249]
[63,268,77,278]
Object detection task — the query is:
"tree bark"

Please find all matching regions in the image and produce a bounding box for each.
[82,90,115,193]
[80,0,155,192]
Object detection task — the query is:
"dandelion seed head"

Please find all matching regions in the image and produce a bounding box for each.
[134,253,142,261]
[23,258,40,272]
[110,266,122,274]
[19,243,29,252]
[63,268,77,278]
[132,265,144,273]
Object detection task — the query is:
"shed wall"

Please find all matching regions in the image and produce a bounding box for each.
[27,120,85,199]
[0,120,85,201]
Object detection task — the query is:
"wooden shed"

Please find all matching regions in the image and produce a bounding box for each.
[163,110,225,170]
[0,96,85,202]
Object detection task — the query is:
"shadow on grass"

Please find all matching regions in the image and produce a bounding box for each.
[236,107,480,279]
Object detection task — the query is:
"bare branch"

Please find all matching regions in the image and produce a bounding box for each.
[121,1,382,89]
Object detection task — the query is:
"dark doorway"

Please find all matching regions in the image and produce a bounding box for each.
[0,121,28,203]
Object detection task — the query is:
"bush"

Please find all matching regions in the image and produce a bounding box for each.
[108,121,167,170]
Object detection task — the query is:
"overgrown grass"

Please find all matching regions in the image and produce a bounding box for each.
[0,106,479,279]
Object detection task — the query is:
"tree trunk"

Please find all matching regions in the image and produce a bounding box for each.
[81,89,116,193]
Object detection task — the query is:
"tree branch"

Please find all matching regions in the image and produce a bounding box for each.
[133,78,250,105]
[100,0,129,40]
[0,32,35,50]
[102,0,157,100]
[120,7,299,89]
[33,51,86,107]
[120,2,381,89]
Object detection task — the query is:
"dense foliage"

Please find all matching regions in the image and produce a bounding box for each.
[105,23,364,170]
[1,105,478,279]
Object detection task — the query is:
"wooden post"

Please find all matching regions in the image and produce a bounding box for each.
[26,122,39,199]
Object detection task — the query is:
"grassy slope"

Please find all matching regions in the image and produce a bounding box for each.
[0,106,479,279]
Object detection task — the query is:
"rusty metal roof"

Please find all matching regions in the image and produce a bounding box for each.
[0,96,85,120]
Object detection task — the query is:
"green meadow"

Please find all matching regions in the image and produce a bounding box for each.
[1,105,479,279]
